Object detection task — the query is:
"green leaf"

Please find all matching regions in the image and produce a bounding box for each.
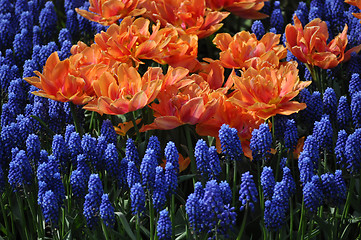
[115,212,136,240]
[140,224,150,238]
[340,223,352,240]
[30,115,56,136]
[313,215,331,239]
[175,231,187,240]
[178,174,196,184]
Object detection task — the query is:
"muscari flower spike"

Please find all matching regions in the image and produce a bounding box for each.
[250,123,272,162]
[146,136,162,163]
[194,139,210,179]
[219,124,243,162]
[101,119,117,145]
[153,166,167,213]
[140,148,157,190]
[337,96,351,130]
[157,209,172,240]
[261,166,276,200]
[239,171,258,212]
[335,129,348,168]
[303,175,323,212]
[164,141,179,173]
[130,183,146,216]
[127,160,141,189]
[100,193,115,228]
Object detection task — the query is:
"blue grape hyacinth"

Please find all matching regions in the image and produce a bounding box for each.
[239,171,258,212]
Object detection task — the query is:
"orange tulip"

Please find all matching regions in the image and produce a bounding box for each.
[285,15,361,69]
[205,0,268,19]
[75,0,145,25]
[139,0,229,39]
[160,153,191,173]
[114,119,142,136]
[83,63,163,115]
[212,31,287,69]
[198,60,228,91]
[345,0,361,21]
[140,76,219,132]
[151,30,201,72]
[228,61,312,120]
[24,52,104,105]
[93,17,199,70]
[196,93,263,158]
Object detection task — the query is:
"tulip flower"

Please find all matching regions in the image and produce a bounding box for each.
[196,94,264,158]
[83,63,163,115]
[345,0,361,22]
[114,119,142,136]
[140,77,219,132]
[285,15,361,69]
[24,52,106,105]
[212,31,287,69]
[161,154,191,173]
[228,61,311,120]
[94,17,199,70]
[205,0,269,19]
[75,0,145,25]
[139,0,229,39]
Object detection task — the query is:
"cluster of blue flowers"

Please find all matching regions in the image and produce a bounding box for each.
[186,179,236,238]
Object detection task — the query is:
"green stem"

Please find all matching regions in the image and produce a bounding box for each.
[333,208,339,239]
[226,161,230,184]
[307,218,314,240]
[136,214,141,240]
[0,195,10,238]
[257,162,264,212]
[298,199,306,240]
[25,190,41,237]
[341,176,355,222]
[89,111,95,132]
[232,160,237,208]
[149,191,155,240]
[61,207,65,238]
[289,198,293,240]
[185,125,197,185]
[236,209,248,240]
[101,221,110,240]
[16,194,30,240]
[131,111,140,142]
[69,102,83,136]
[6,192,15,236]
[271,116,275,145]
[275,145,282,181]
[171,194,175,240]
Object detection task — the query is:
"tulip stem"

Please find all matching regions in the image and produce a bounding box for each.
[306,64,322,93]
[131,111,140,142]
[185,125,197,185]
[69,102,83,136]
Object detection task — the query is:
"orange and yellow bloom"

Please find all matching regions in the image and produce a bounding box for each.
[285,15,360,69]
[139,0,229,39]
[228,61,311,120]
[345,0,361,21]
[83,63,163,115]
[140,76,220,132]
[94,16,199,70]
[196,94,263,158]
[75,0,145,25]
[212,31,287,69]
[24,52,107,105]
[206,0,268,19]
